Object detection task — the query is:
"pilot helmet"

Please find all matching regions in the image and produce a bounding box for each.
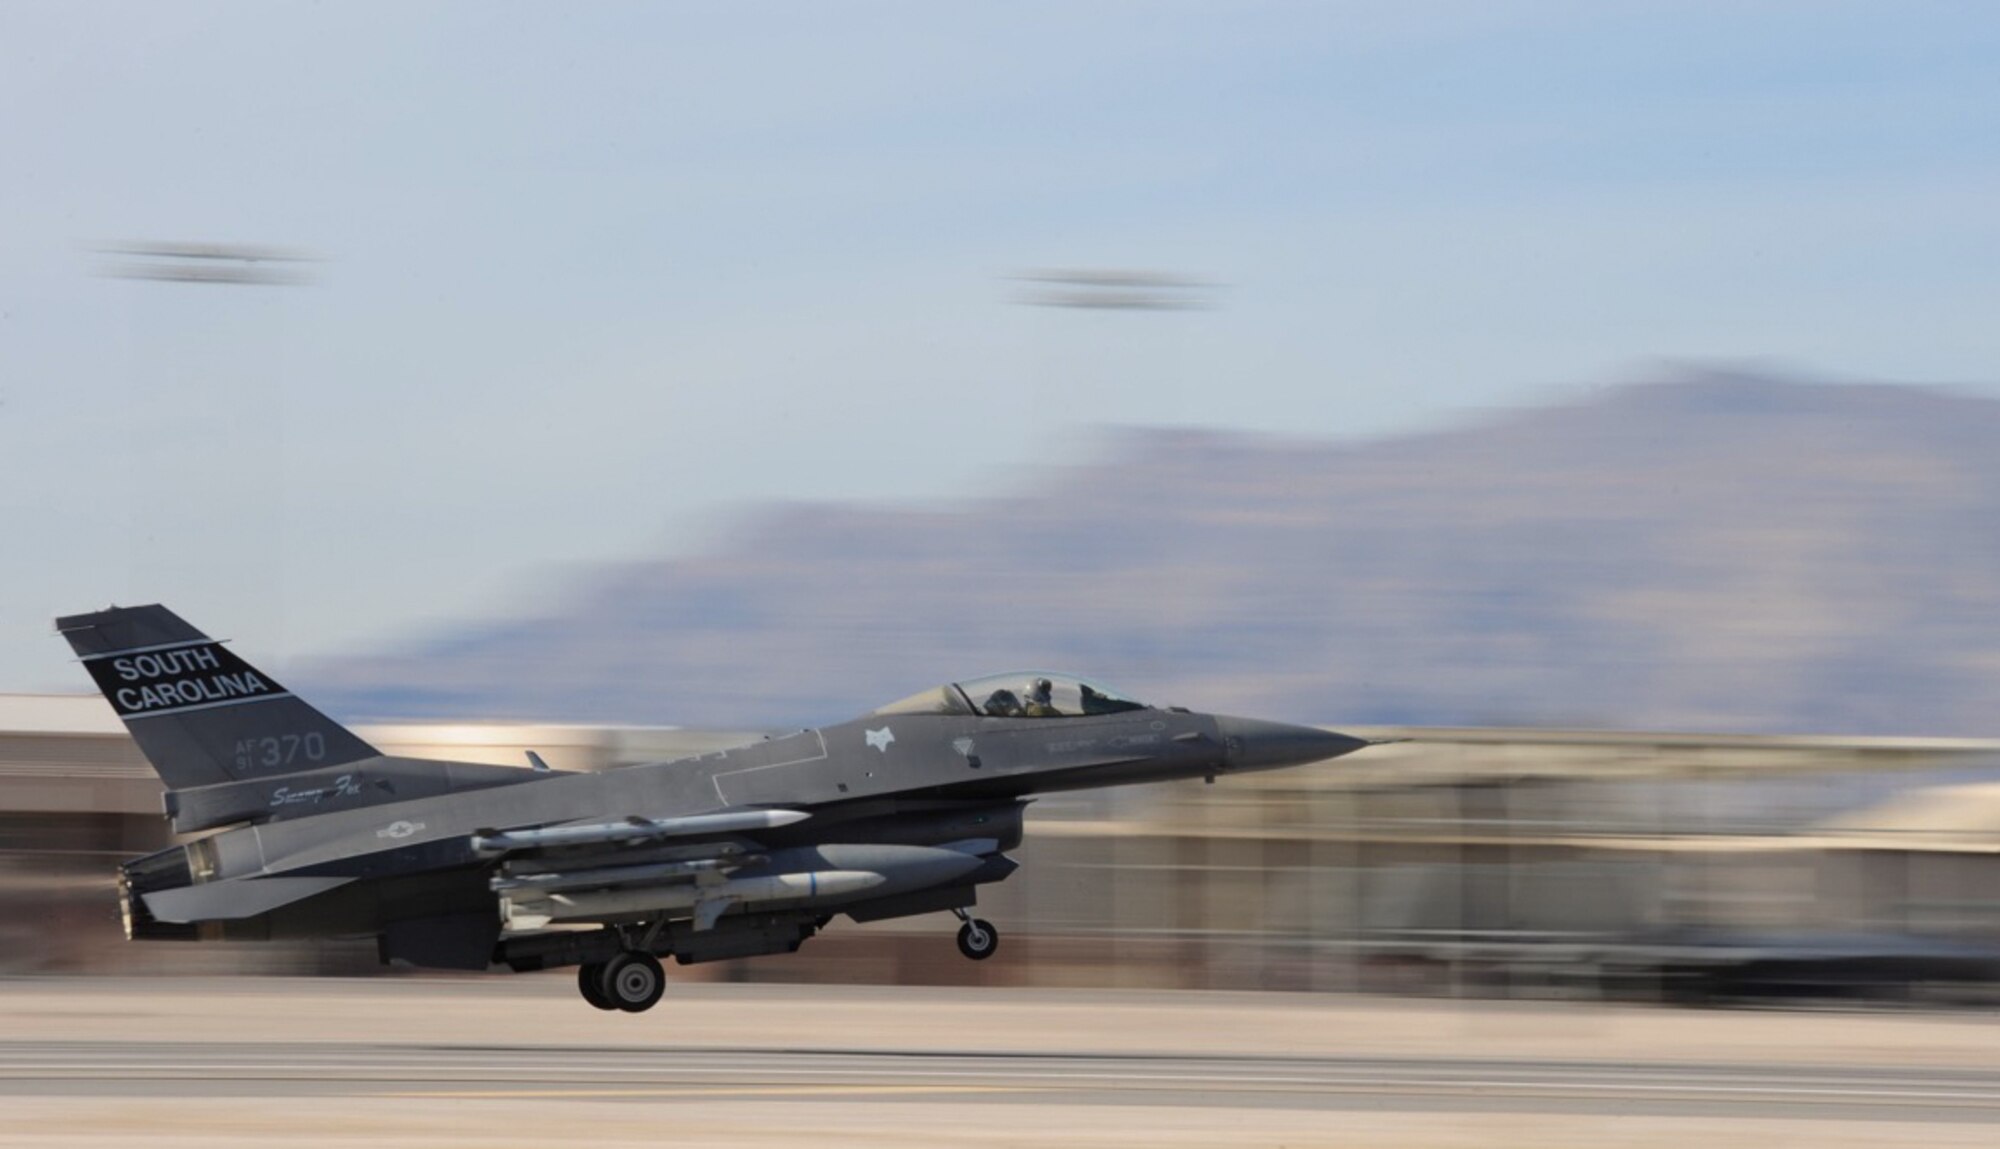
[1030,677,1053,701]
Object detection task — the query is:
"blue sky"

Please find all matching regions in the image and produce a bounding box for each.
[2,2,1997,688]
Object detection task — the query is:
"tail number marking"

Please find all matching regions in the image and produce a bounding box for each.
[235,733,327,772]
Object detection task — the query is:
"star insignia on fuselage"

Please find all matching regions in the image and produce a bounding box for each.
[865,726,895,752]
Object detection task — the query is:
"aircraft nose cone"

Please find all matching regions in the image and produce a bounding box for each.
[1215,717,1370,772]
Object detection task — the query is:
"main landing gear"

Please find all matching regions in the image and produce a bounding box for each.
[578,950,665,1013]
[953,907,999,961]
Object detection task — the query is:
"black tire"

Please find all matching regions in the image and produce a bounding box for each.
[577,962,616,1011]
[956,919,999,961]
[603,950,666,1013]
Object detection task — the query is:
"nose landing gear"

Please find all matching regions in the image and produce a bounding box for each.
[953,907,999,961]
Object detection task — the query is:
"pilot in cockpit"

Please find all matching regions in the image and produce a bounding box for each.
[1023,677,1059,718]
[983,688,1025,718]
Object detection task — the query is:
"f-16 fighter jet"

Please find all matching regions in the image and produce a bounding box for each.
[60,604,1371,1011]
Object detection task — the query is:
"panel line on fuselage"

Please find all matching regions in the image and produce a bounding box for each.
[709,729,830,805]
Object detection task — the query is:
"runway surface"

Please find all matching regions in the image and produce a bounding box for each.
[5,978,1999,1147]
[5,1041,2000,1122]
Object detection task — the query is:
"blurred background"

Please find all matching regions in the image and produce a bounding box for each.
[5,2,2000,1005]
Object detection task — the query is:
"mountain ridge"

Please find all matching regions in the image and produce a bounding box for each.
[304,370,2000,736]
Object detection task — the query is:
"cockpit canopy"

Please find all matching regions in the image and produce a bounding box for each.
[873,673,1149,719]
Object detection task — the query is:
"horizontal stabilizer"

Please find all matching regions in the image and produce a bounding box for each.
[473,809,809,854]
[142,875,353,923]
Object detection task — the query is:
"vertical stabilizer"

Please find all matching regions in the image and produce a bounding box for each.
[56,605,378,791]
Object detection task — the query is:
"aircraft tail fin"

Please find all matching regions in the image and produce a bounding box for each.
[55,605,379,792]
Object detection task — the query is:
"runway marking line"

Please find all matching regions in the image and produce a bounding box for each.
[373,1084,1031,1100]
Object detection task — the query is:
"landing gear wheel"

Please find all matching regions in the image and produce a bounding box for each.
[577,962,615,1011]
[602,950,666,1013]
[956,918,999,961]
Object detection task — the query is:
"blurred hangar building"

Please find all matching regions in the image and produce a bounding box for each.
[4,693,1999,1001]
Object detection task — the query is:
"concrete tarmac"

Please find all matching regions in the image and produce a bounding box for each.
[2,977,1998,1147]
